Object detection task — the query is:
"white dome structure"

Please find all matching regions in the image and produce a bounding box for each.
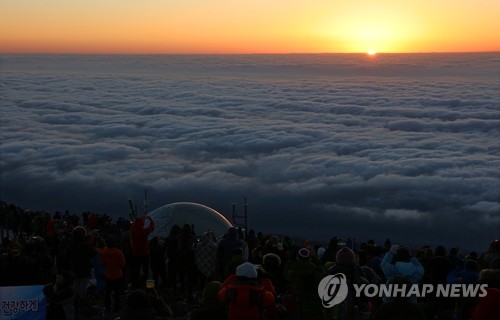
[147,202,232,238]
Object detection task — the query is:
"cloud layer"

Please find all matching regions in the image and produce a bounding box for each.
[1,53,499,251]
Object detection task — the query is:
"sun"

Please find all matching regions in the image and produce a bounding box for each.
[367,49,377,55]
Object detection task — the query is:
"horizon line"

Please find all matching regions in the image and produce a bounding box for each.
[1,51,499,56]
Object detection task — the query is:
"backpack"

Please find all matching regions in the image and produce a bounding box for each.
[226,280,265,308]
[325,265,368,320]
[224,280,267,320]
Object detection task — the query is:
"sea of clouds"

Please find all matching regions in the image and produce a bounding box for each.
[1,53,499,251]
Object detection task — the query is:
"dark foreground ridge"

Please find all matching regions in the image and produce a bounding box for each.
[1,201,499,320]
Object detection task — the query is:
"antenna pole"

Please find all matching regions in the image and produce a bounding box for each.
[231,198,248,238]
[244,197,248,238]
[128,198,137,221]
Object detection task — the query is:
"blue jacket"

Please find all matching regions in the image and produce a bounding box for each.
[380,252,425,285]
[447,266,478,284]
[380,252,425,303]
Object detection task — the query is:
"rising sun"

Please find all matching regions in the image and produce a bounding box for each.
[367,49,377,55]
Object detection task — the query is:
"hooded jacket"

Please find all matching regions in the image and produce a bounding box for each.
[64,228,96,278]
[130,216,155,257]
[196,232,217,278]
[380,251,425,304]
[380,252,425,285]
[219,274,275,320]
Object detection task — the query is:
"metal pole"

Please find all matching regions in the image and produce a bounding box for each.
[128,199,137,221]
[232,203,236,225]
[243,197,248,238]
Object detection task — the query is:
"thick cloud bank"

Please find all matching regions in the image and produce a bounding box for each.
[1,53,499,250]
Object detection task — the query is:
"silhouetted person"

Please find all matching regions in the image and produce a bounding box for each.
[374,276,426,320]
[426,245,454,318]
[215,227,243,281]
[321,236,339,263]
[44,270,75,320]
[177,223,198,295]
[165,224,181,290]
[62,226,96,315]
[284,248,325,320]
[117,289,173,320]
[189,281,226,320]
[150,236,168,288]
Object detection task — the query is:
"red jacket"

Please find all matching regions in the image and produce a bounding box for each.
[219,274,275,320]
[130,216,155,257]
[472,288,500,320]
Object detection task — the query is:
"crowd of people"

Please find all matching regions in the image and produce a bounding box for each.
[1,200,500,320]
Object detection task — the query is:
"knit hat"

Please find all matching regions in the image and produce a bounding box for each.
[297,248,311,260]
[72,226,87,241]
[336,247,356,265]
[270,235,279,244]
[236,262,257,279]
[263,253,282,269]
[465,259,478,271]
[201,281,223,310]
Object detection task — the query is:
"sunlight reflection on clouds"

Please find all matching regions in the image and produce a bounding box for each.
[1,53,499,250]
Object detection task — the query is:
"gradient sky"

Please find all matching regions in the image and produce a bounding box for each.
[1,0,500,54]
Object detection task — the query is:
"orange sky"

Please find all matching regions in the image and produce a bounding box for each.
[1,0,499,54]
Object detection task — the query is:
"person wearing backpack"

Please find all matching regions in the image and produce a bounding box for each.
[283,248,326,320]
[219,262,275,320]
[43,270,75,320]
[327,247,370,320]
